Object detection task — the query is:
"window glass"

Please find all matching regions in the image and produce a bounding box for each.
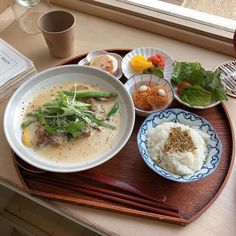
[118,0,236,32]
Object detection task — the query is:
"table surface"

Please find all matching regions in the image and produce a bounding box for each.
[0,5,236,236]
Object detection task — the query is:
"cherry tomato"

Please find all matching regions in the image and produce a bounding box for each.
[148,54,165,68]
[177,82,191,94]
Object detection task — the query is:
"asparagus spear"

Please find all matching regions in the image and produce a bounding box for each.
[107,102,120,119]
[88,116,116,130]
[62,91,118,98]
[21,120,35,128]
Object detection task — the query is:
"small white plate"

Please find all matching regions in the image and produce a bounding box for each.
[171,62,228,109]
[121,47,174,80]
[78,50,123,80]
[4,65,135,173]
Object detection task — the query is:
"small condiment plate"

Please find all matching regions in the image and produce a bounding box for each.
[121,47,174,80]
[78,50,123,80]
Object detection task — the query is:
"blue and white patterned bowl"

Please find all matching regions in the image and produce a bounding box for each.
[137,108,222,183]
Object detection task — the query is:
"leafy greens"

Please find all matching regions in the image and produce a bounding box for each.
[21,89,119,140]
[143,67,164,79]
[171,61,227,106]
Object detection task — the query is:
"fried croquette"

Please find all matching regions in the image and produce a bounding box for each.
[146,85,169,109]
[132,89,152,111]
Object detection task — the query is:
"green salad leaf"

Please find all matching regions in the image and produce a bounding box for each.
[171,61,227,106]
[179,85,211,106]
[143,67,164,79]
[171,62,205,85]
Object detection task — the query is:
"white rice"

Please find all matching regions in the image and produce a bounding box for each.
[146,122,209,176]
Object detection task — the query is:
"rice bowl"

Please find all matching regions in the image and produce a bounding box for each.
[146,122,209,176]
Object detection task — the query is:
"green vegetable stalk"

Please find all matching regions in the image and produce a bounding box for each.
[107,102,120,119]
[62,91,118,98]
[21,89,119,141]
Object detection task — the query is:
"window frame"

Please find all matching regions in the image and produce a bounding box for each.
[51,0,235,56]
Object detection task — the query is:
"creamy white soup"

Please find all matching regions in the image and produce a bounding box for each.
[20,82,120,164]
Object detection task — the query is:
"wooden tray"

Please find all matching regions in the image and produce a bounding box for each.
[13,49,234,225]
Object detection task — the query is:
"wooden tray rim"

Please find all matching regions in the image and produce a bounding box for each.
[13,49,235,225]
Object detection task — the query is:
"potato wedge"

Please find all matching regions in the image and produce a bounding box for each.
[22,128,33,148]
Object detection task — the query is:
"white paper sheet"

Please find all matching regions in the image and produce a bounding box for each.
[0,38,34,86]
[0,38,37,101]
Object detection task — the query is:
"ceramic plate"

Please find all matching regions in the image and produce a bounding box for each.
[122,47,174,80]
[216,60,236,98]
[4,65,135,173]
[137,108,222,183]
[171,63,227,109]
[78,50,123,80]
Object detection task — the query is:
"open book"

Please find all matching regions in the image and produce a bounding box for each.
[0,38,37,101]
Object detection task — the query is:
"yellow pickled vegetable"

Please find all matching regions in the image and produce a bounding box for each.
[22,128,33,148]
[130,55,153,72]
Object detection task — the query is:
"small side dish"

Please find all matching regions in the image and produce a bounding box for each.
[124,74,174,117]
[132,85,169,111]
[130,54,165,78]
[89,54,118,76]
[122,47,174,80]
[216,60,236,98]
[171,61,228,108]
[78,50,123,79]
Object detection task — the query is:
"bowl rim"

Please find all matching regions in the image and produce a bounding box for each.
[4,65,135,173]
[137,108,222,183]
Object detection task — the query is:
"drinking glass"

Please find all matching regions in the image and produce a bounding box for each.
[12,0,51,34]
